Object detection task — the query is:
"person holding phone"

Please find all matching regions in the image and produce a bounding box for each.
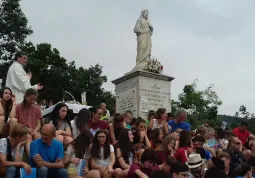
[5,51,44,104]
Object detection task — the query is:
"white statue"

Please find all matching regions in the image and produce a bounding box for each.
[134,9,153,66]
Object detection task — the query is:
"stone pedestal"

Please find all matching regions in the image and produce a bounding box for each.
[112,70,174,119]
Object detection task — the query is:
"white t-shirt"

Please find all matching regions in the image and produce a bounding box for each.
[152,119,163,130]
[71,120,80,139]
[0,138,24,161]
[94,144,114,167]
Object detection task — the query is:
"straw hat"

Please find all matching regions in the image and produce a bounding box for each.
[187,154,204,169]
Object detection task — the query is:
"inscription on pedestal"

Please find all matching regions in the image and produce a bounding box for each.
[112,70,173,118]
[116,87,137,116]
[140,85,170,111]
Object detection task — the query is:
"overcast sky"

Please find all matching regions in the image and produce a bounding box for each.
[20,0,255,115]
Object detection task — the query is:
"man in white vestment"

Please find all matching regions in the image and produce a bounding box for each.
[5,52,44,104]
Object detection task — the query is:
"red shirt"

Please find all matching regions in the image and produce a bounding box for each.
[127,163,159,178]
[156,151,167,164]
[89,120,108,136]
[174,147,188,163]
[233,127,250,145]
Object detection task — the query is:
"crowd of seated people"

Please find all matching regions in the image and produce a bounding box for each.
[1,87,255,178]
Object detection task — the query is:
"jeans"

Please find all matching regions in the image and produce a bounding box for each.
[6,166,18,178]
[37,166,68,178]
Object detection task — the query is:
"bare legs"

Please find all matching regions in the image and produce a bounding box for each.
[68,170,101,178]
[84,170,101,178]
[99,168,123,178]
[56,135,73,147]
[120,169,129,177]
[113,168,123,178]
[9,117,17,135]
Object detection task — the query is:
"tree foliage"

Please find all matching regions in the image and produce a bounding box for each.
[234,105,255,120]
[172,80,222,129]
[218,106,255,133]
[19,42,115,110]
[0,0,33,84]
[231,105,255,133]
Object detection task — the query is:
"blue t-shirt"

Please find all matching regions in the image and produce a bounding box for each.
[168,120,190,132]
[30,138,64,167]
[205,150,212,160]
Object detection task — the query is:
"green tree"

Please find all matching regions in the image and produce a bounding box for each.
[20,42,69,101]
[67,62,115,109]
[234,105,255,133]
[101,90,115,115]
[171,99,178,115]
[0,0,33,83]
[20,42,115,111]
[173,80,222,129]
[236,105,252,119]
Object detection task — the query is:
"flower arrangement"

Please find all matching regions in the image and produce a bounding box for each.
[65,100,81,104]
[144,58,163,73]
[81,102,87,105]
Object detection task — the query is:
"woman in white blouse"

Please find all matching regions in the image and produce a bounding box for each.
[90,130,123,178]
[71,108,90,139]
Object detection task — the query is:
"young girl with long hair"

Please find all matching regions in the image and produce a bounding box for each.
[64,130,100,178]
[149,128,164,150]
[90,130,122,178]
[115,128,135,177]
[133,118,151,148]
[174,130,192,164]
[132,118,151,162]
[156,135,176,164]
[71,108,90,139]
[0,87,16,136]
[46,103,72,146]
[148,108,169,135]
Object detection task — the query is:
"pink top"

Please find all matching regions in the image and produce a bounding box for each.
[16,104,42,129]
